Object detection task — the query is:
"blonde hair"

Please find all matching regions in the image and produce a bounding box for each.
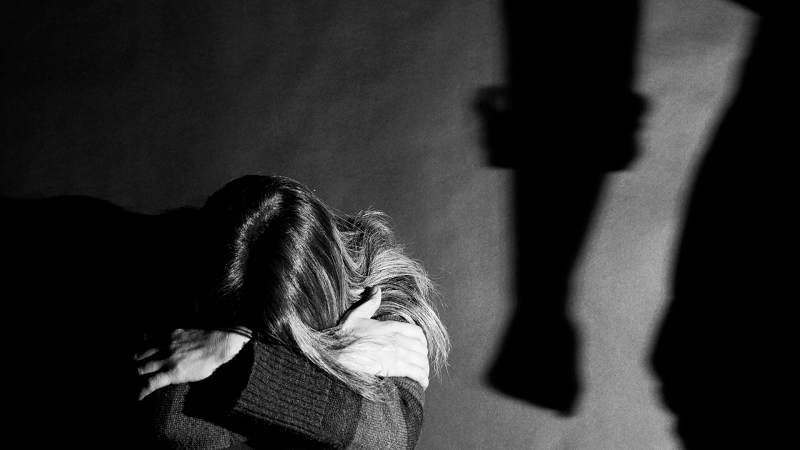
[200,175,449,401]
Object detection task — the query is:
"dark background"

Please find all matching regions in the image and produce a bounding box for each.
[1,1,760,448]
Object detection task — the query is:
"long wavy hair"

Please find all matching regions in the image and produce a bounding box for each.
[196,174,448,401]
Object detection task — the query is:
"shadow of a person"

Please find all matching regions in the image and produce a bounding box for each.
[651,3,795,448]
[478,0,644,414]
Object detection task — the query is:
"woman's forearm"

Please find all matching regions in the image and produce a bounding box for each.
[219,339,425,449]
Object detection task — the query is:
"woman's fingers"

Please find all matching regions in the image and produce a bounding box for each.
[397,322,426,341]
[382,342,429,389]
[340,286,382,327]
[135,328,252,401]
[137,359,165,376]
[383,321,427,351]
[393,359,429,390]
[396,334,428,357]
[335,302,432,388]
[398,346,430,377]
[138,371,174,401]
[134,348,159,361]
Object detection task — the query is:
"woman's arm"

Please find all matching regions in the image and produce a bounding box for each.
[136,289,429,449]
[136,287,428,398]
[210,339,424,449]
[137,332,425,450]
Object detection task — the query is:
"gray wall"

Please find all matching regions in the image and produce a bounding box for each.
[1,1,757,448]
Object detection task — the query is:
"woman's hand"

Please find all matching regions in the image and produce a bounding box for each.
[135,329,250,401]
[337,286,431,389]
[134,286,430,399]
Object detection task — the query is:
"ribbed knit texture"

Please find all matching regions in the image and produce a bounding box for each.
[141,340,425,449]
[232,342,342,443]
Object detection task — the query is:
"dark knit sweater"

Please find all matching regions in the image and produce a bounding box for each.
[138,339,425,450]
[1,197,424,449]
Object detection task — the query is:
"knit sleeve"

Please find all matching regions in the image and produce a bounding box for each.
[193,339,425,449]
[230,342,424,449]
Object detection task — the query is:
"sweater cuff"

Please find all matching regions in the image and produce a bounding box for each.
[229,340,339,442]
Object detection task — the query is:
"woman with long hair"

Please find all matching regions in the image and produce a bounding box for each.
[134,175,449,449]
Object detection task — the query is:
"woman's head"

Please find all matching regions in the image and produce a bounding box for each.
[199,174,448,398]
[201,174,351,335]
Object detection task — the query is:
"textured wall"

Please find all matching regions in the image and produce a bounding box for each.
[0,1,757,448]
